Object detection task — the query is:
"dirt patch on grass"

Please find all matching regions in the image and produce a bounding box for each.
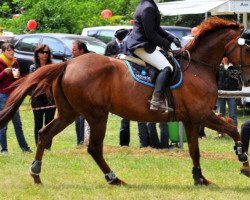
[62,145,237,161]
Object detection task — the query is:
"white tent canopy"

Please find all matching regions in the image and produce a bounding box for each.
[157,0,250,28]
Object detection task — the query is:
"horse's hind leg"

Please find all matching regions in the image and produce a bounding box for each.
[30,76,78,184]
[204,111,249,177]
[30,115,76,184]
[183,122,213,186]
[86,113,126,185]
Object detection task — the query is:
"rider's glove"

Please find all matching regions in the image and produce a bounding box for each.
[162,40,171,52]
[173,38,182,48]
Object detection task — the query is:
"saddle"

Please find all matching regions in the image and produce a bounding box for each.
[118,52,183,120]
[118,52,183,89]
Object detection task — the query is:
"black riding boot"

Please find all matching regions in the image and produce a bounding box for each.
[150,67,173,112]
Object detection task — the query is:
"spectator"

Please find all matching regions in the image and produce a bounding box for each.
[198,126,206,139]
[238,121,250,178]
[119,120,148,148]
[104,28,129,57]
[217,57,241,137]
[146,122,170,149]
[104,29,135,147]
[29,44,56,150]
[71,39,90,146]
[0,43,32,154]
[241,120,250,154]
[120,120,170,149]
[119,119,130,146]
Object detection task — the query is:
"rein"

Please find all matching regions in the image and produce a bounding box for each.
[173,50,220,73]
[175,36,250,73]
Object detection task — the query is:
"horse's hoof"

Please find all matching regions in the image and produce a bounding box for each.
[202,178,213,186]
[194,178,213,186]
[109,178,126,186]
[240,166,250,177]
[30,172,42,184]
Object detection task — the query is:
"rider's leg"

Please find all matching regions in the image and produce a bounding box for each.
[134,48,173,111]
[150,67,172,111]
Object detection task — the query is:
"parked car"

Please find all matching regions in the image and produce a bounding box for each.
[82,26,132,43]
[12,33,106,76]
[81,25,192,46]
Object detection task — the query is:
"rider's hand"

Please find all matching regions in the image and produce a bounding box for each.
[162,40,171,52]
[173,38,182,48]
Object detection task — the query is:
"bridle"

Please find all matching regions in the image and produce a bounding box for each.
[176,33,250,73]
[225,35,250,70]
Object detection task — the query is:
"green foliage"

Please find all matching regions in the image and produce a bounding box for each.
[0,0,240,35]
[0,0,141,34]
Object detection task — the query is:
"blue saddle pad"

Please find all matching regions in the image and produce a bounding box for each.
[124,57,183,90]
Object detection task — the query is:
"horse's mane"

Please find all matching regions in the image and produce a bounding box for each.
[185,17,242,51]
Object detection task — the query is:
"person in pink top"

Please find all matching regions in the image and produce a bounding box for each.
[0,43,32,154]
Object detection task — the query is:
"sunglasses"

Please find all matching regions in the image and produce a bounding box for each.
[39,50,50,54]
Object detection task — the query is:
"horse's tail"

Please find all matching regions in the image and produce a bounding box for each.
[0,62,67,128]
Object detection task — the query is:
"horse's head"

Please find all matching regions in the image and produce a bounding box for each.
[224,29,250,85]
[184,17,246,68]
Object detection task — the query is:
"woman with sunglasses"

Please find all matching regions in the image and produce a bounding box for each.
[29,44,56,150]
[0,43,32,154]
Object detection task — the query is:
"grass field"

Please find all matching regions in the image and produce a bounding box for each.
[0,98,249,200]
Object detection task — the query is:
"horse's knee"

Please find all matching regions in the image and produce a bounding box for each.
[87,144,102,157]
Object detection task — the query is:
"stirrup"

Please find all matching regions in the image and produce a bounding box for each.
[149,100,173,113]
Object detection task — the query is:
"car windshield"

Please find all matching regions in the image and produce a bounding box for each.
[63,37,106,54]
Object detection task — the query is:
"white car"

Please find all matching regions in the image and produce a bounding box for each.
[82,26,132,44]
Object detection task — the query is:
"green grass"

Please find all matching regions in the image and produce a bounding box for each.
[0,98,249,200]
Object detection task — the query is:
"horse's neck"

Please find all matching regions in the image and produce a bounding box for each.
[192,30,237,66]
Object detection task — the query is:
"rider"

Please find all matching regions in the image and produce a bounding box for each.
[124,0,181,112]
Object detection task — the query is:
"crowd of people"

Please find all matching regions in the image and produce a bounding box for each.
[0,0,249,156]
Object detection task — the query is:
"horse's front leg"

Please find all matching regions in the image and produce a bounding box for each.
[204,112,250,177]
[183,122,213,186]
[87,113,126,185]
[30,116,74,184]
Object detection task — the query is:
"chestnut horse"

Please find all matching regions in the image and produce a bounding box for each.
[0,17,250,185]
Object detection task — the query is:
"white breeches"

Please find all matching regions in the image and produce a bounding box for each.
[134,48,173,71]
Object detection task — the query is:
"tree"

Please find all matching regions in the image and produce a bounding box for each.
[0,0,141,34]
[0,0,213,34]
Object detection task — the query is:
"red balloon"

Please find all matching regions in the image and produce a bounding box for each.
[27,19,37,30]
[130,19,135,25]
[101,9,112,19]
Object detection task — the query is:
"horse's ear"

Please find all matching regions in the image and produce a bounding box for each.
[240,28,245,35]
